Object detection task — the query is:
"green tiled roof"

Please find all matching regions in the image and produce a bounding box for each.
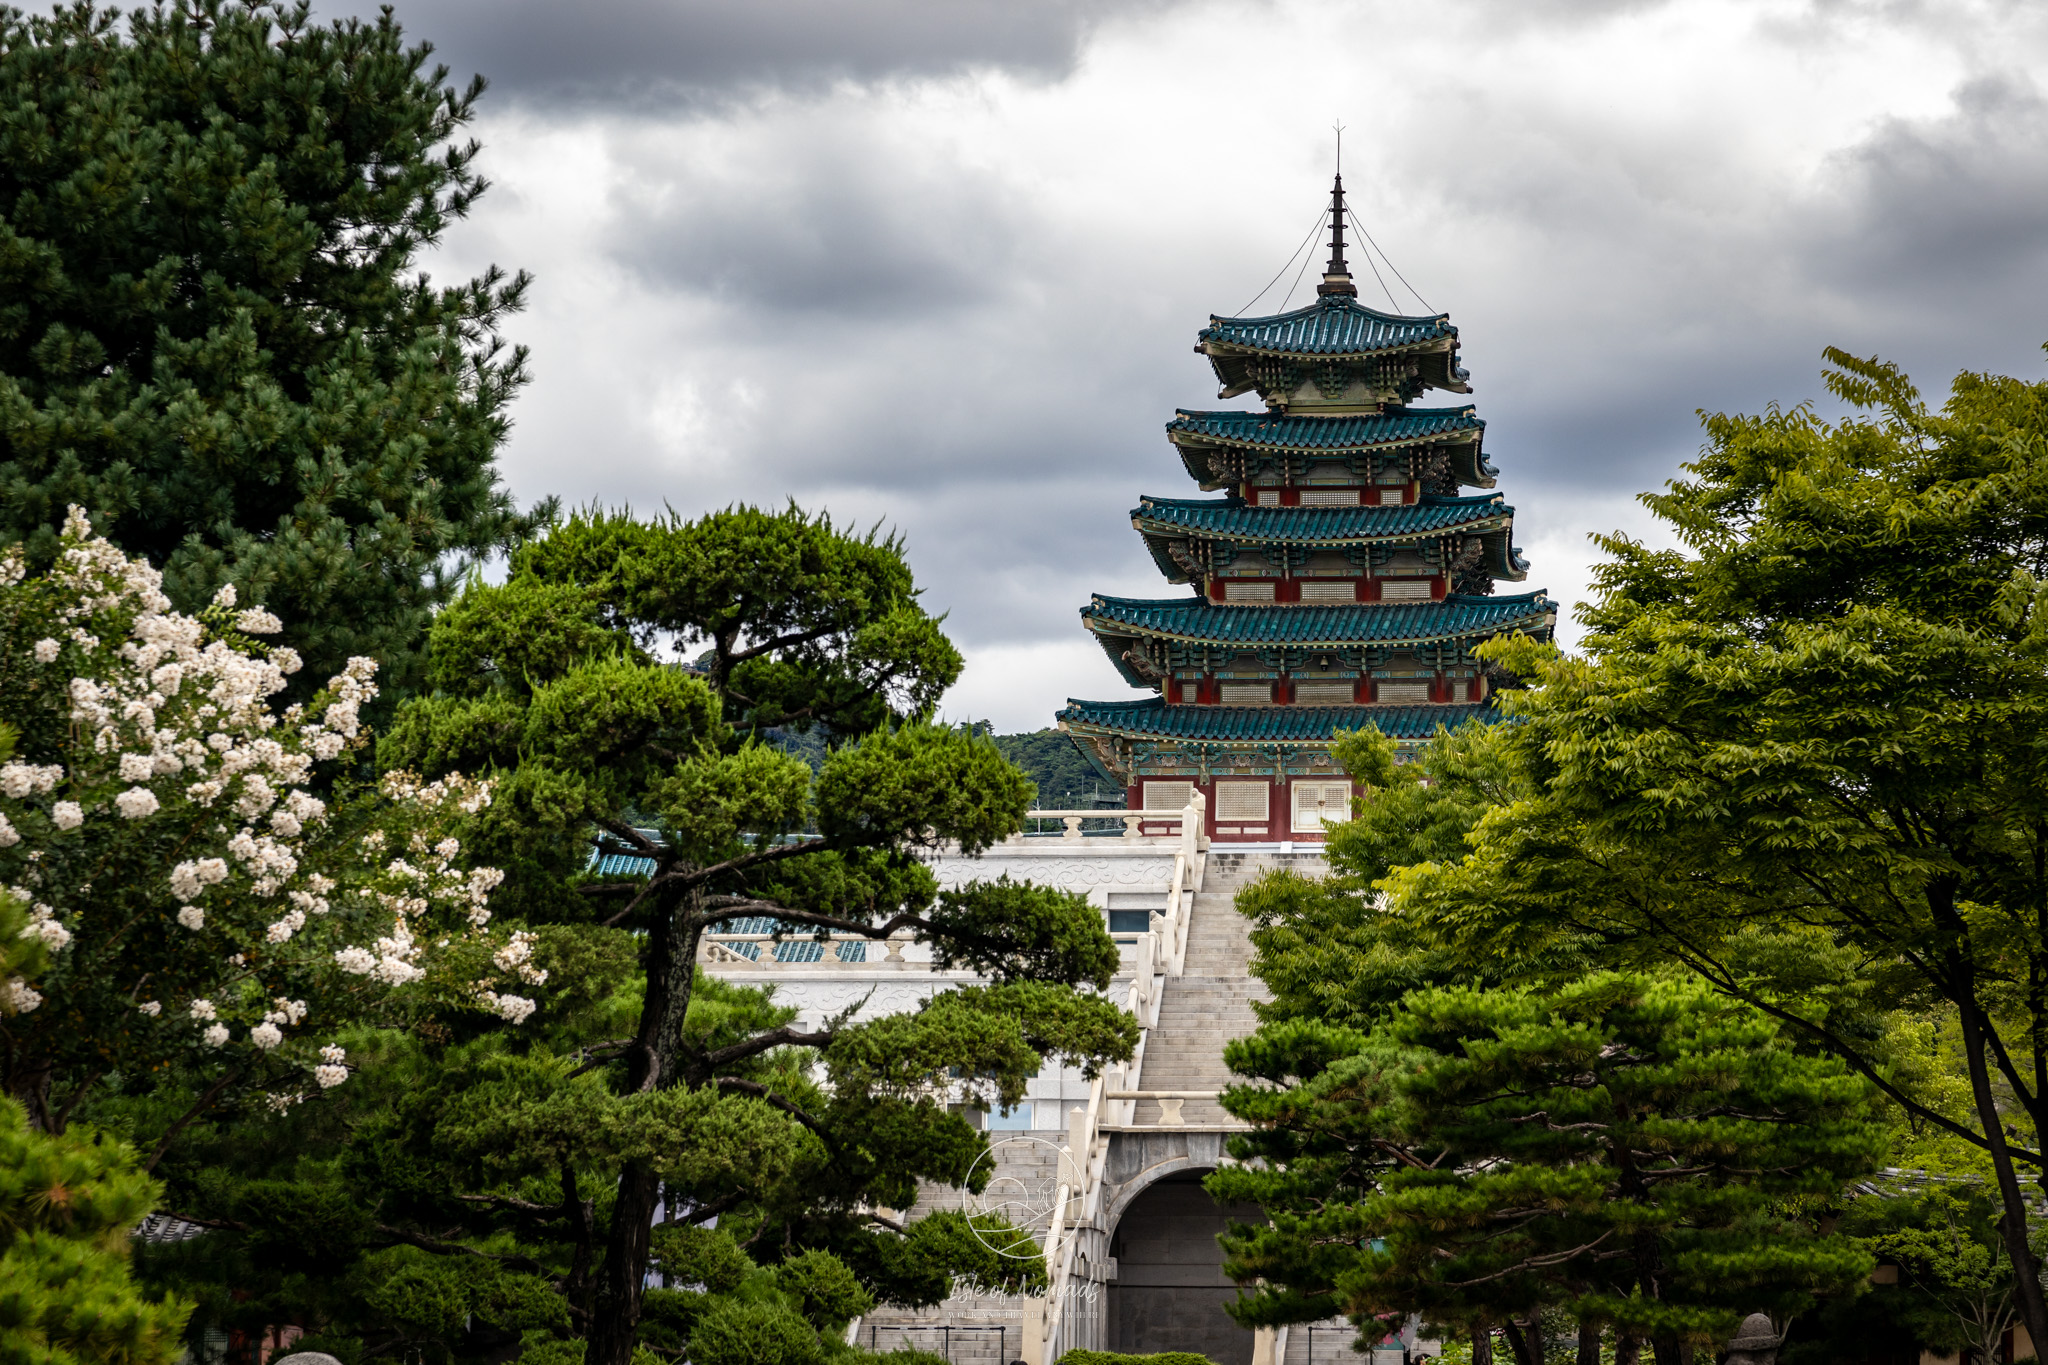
[1168,407,1481,451]
[1199,296,1455,357]
[1134,494,1510,543]
[1082,593,1553,648]
[1169,407,1497,491]
[1058,697,1496,742]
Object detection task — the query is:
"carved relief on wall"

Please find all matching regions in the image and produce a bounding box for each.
[927,854,1177,891]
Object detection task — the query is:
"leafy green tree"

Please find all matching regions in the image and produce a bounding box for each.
[1211,973,1885,1365]
[1836,1188,2032,1365]
[1364,349,2048,1347]
[1235,724,1587,1035]
[0,1097,191,1364]
[144,507,1138,1365]
[0,0,542,692]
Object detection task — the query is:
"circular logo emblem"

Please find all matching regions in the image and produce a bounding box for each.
[962,1135,1087,1259]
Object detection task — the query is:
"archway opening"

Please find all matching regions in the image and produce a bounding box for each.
[1107,1170,1262,1365]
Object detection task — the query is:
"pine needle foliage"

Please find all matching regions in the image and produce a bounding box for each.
[0,1098,190,1365]
[1213,974,1884,1365]
[0,0,543,693]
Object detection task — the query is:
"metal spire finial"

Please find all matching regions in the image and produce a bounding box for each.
[1318,123,1357,298]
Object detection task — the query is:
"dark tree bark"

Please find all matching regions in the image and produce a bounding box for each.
[1577,1321,1602,1365]
[1499,1318,1540,1365]
[1957,984,2048,1357]
[587,886,705,1365]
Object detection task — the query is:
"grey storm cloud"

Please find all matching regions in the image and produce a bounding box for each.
[604,132,1027,318]
[1811,73,2048,319]
[330,0,1179,104]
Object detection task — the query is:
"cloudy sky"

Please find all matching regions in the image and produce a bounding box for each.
[336,0,2048,731]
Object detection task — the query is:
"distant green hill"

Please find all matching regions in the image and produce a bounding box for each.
[765,723,1121,809]
[992,729,1122,808]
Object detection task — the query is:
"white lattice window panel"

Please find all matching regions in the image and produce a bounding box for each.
[1143,781,1194,811]
[1378,681,1432,705]
[1371,486,1407,506]
[1299,579,1356,603]
[1252,489,1284,507]
[1219,682,1272,705]
[1300,488,1360,507]
[1294,679,1354,705]
[1215,781,1269,822]
[1379,579,1433,601]
[1223,580,1276,603]
[1293,781,1353,832]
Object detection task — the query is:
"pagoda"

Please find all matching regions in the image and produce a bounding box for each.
[1057,176,1555,843]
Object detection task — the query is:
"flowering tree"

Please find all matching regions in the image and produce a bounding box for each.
[0,509,532,1139]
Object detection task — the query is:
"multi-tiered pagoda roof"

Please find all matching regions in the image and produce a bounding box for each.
[1055,173,1553,842]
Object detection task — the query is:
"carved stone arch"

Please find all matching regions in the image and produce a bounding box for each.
[1099,1135,1262,1365]
[1101,1148,1219,1230]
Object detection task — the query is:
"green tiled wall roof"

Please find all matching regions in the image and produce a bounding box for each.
[1167,407,1481,451]
[1058,697,1496,741]
[1082,592,1553,647]
[1199,295,1456,357]
[1134,494,1510,542]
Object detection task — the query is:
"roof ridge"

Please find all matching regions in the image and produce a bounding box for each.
[1056,697,1503,742]
[1134,492,1505,509]
[1206,294,1447,328]
[1171,405,1479,419]
[1085,591,1548,609]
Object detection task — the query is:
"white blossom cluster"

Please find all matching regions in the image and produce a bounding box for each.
[478,990,538,1024]
[492,930,550,986]
[0,509,536,1091]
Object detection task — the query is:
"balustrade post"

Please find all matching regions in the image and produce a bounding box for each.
[1061,816,1083,842]
[1121,813,1142,840]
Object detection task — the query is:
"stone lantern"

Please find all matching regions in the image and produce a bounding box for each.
[1723,1314,1781,1365]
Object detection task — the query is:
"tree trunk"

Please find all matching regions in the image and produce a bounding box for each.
[1472,1324,1493,1365]
[1649,1331,1682,1365]
[1499,1318,1540,1365]
[1957,986,2048,1358]
[1614,1332,1641,1365]
[1577,1321,1602,1365]
[586,1162,661,1365]
[586,888,703,1365]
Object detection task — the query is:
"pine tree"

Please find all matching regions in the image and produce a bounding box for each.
[138,503,1136,1365]
[0,0,540,692]
[0,1098,191,1365]
[1213,974,1885,1365]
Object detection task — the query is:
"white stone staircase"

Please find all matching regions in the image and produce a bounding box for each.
[1121,856,1272,1129]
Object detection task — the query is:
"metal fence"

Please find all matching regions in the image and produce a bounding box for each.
[863,1324,1013,1364]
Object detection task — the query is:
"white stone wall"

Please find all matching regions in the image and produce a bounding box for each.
[700,839,1181,1128]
